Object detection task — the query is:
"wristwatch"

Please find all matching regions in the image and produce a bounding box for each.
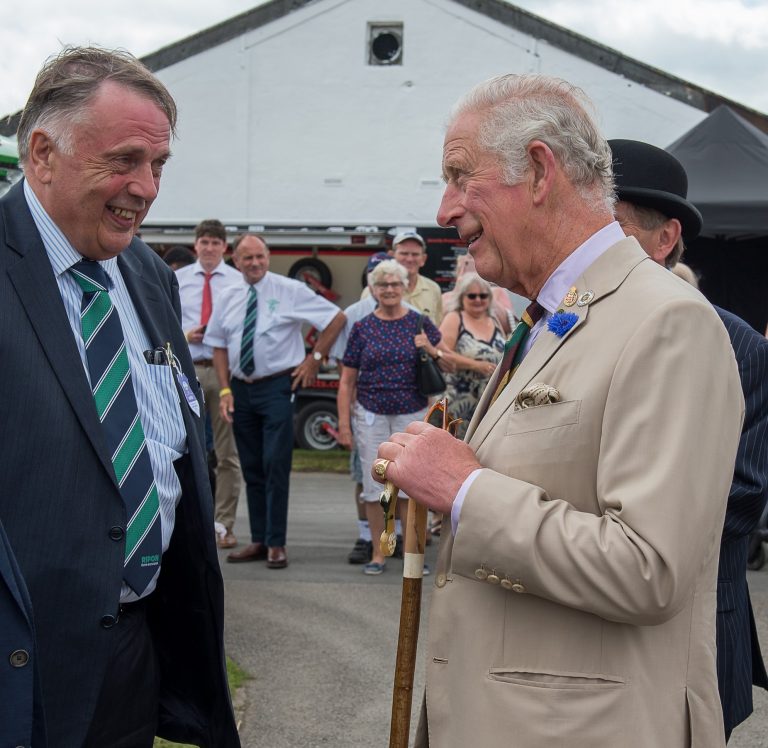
[432,350,443,361]
[312,351,323,362]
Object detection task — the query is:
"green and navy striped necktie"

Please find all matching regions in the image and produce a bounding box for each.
[70,259,162,596]
[240,285,258,376]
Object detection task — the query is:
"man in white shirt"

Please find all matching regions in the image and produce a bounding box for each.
[177,219,242,548]
[372,74,742,747]
[205,234,345,569]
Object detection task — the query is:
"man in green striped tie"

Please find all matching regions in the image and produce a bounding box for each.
[0,46,239,747]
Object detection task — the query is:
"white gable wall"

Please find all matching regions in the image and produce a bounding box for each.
[150,0,707,226]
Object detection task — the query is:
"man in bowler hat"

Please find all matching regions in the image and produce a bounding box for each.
[610,138,768,741]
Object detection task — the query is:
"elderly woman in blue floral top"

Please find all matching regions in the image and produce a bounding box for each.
[337,259,442,575]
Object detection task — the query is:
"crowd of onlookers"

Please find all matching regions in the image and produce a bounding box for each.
[166,224,520,576]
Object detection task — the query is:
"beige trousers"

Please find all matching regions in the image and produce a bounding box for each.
[195,364,242,532]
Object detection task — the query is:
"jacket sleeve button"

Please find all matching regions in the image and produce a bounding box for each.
[100,615,117,628]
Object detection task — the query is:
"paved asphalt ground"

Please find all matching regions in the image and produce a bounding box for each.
[220,471,768,748]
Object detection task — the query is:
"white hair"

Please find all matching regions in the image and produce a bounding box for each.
[450,74,615,212]
[369,259,408,286]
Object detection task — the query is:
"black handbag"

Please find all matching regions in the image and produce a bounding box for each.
[415,314,446,396]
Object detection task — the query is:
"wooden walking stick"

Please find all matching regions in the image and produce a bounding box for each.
[379,397,460,748]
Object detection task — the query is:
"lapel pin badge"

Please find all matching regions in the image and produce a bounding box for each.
[563,286,578,307]
[576,290,595,307]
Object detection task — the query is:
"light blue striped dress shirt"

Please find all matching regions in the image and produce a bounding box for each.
[24,180,185,602]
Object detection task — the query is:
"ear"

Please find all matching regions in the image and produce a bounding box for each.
[26,130,57,185]
[526,140,557,206]
[653,218,682,265]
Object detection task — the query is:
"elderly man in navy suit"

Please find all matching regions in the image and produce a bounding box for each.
[0,47,239,746]
[610,139,768,741]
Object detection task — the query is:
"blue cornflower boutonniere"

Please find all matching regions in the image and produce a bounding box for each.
[547,310,578,338]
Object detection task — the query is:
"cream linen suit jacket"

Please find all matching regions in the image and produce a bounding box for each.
[416,238,743,748]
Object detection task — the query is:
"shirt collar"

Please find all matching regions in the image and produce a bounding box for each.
[24,179,119,288]
[195,259,227,275]
[537,221,624,313]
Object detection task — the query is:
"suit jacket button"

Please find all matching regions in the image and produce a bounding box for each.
[487,573,500,585]
[435,573,447,588]
[101,615,117,628]
[511,582,526,594]
[474,568,488,580]
[109,526,125,541]
[9,649,29,667]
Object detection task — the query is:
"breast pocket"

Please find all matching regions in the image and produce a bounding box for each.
[141,363,187,453]
[504,399,581,436]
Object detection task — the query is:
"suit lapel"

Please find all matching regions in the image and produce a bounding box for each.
[3,186,118,484]
[118,247,168,349]
[468,238,648,451]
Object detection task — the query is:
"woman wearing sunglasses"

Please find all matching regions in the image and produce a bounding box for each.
[337,259,443,575]
[439,272,505,439]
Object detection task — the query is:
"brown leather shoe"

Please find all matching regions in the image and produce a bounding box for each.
[217,532,238,550]
[266,546,288,569]
[227,542,267,563]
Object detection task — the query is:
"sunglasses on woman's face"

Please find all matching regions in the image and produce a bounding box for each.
[465,293,489,300]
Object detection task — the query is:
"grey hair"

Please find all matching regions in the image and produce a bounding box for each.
[620,202,686,268]
[447,272,497,319]
[18,46,177,163]
[450,74,615,212]
[370,259,408,287]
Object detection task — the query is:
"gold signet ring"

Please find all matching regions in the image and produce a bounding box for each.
[374,459,390,478]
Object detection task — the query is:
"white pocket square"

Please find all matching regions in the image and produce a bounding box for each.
[514,382,561,411]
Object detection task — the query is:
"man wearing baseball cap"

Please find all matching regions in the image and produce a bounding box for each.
[391,230,443,323]
[610,138,768,741]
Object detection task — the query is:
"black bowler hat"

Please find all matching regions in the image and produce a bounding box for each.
[609,139,703,240]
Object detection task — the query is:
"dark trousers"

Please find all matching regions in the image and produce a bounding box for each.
[231,375,294,547]
[82,600,160,748]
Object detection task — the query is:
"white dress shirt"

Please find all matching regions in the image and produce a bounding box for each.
[24,180,186,602]
[176,259,241,361]
[451,221,626,534]
[204,271,341,380]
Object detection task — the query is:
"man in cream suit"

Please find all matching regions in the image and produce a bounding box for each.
[374,74,743,747]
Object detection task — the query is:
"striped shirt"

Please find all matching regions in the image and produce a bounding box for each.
[24,180,185,602]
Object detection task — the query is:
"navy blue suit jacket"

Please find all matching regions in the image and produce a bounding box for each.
[0,519,46,747]
[715,306,768,736]
[0,182,240,747]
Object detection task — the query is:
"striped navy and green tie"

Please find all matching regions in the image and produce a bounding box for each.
[239,285,258,376]
[70,260,162,596]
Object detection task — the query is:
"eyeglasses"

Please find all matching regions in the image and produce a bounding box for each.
[425,396,462,436]
[465,293,489,300]
[374,281,403,289]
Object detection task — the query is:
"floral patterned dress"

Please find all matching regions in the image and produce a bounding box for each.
[445,313,505,438]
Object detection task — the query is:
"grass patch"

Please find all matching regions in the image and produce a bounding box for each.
[292,448,349,473]
[153,657,250,747]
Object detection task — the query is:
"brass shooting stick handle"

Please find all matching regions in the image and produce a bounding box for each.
[379,480,399,556]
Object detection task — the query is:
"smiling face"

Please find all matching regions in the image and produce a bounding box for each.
[393,240,427,281]
[437,110,537,296]
[372,273,405,309]
[234,235,270,285]
[28,81,171,261]
[461,281,491,316]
